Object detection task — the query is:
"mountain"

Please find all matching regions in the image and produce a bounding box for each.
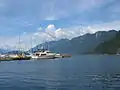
[70,30,117,54]
[31,39,71,53]
[31,30,117,54]
[0,48,7,54]
[94,31,120,54]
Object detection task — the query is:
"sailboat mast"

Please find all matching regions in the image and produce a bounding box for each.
[47,42,49,50]
[31,36,33,53]
[18,35,20,51]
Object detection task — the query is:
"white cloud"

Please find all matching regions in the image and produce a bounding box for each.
[46,24,55,30]
[55,28,65,38]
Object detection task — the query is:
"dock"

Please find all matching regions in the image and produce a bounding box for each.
[0,53,72,62]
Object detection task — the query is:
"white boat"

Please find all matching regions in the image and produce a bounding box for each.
[31,49,56,59]
[0,54,6,58]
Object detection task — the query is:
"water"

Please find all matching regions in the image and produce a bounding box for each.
[0,55,120,90]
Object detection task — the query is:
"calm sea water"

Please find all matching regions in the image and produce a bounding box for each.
[0,55,120,90]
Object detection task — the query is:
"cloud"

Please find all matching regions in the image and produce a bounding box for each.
[0,0,120,50]
[46,24,56,30]
[32,20,120,44]
[44,20,120,39]
[0,0,119,35]
[0,0,117,20]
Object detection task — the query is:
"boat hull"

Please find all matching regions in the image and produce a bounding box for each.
[0,57,31,61]
[12,57,31,60]
[32,55,55,60]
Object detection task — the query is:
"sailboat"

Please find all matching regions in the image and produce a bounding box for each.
[9,36,31,60]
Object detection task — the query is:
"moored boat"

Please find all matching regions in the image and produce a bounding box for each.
[54,54,63,58]
[31,49,55,59]
[8,53,31,60]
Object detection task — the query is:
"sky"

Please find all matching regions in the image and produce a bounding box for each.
[0,0,120,50]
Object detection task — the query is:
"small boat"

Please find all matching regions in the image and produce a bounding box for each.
[54,54,63,58]
[61,54,72,58]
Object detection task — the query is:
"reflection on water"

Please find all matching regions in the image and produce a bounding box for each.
[0,55,120,90]
[85,73,120,90]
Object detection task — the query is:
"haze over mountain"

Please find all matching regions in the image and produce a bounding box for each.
[32,30,117,54]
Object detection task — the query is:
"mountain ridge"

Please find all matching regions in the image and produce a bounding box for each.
[0,30,118,54]
[94,31,120,54]
[31,30,117,54]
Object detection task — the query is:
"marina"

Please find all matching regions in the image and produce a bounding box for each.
[0,31,71,61]
[0,49,71,61]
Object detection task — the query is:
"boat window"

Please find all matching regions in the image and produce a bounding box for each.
[36,54,39,56]
[41,54,46,56]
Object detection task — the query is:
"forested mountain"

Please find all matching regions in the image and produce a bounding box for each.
[94,31,120,54]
